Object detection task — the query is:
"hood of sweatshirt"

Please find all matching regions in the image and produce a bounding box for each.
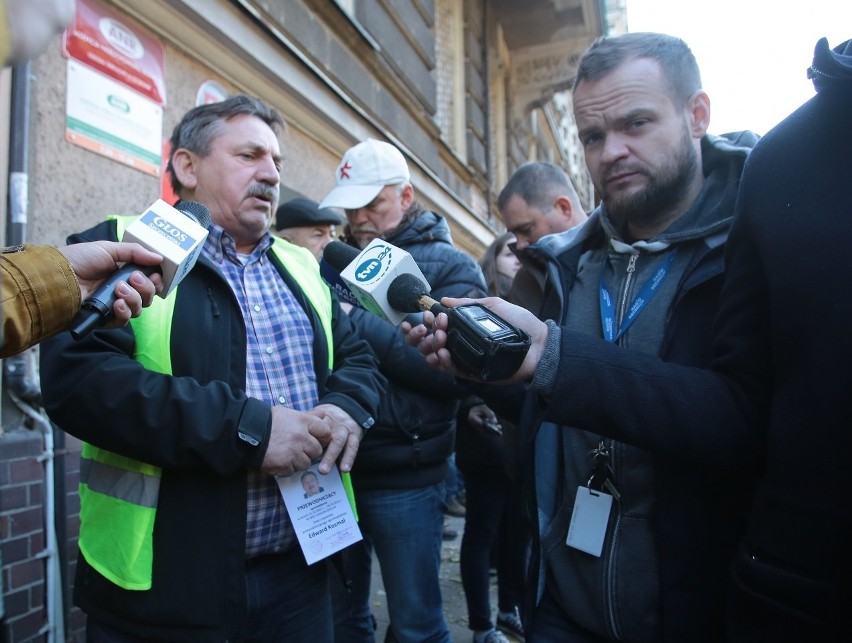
[809,37,852,93]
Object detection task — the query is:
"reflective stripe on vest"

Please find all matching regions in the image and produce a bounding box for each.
[78,217,340,590]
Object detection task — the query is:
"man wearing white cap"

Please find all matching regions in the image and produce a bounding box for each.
[321,139,487,643]
[321,138,415,249]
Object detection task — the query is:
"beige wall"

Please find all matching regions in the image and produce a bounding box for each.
[25,39,345,247]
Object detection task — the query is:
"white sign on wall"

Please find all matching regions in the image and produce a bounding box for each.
[65,59,163,176]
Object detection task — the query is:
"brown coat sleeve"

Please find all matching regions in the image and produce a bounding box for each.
[0,244,80,357]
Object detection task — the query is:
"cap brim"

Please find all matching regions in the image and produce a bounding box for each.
[319,184,384,210]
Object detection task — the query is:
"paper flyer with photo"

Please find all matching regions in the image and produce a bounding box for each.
[278,464,362,565]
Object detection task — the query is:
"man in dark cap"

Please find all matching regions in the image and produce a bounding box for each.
[274,197,344,261]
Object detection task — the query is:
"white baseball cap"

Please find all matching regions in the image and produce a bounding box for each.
[320,139,410,210]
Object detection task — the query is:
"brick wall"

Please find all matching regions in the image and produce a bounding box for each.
[0,429,84,643]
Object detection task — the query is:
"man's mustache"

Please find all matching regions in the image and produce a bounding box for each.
[350,226,379,236]
[246,183,279,202]
[602,162,646,184]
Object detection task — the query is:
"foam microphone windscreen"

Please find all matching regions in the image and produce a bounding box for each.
[387,273,431,312]
[323,240,360,271]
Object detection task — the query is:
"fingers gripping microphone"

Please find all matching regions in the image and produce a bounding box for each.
[387,274,532,382]
[69,199,212,339]
[322,239,430,325]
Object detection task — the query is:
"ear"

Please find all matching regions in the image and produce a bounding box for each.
[170,148,198,192]
[687,90,711,138]
[553,195,575,223]
[400,184,415,209]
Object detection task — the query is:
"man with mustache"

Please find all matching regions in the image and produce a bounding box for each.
[320,139,486,642]
[38,95,384,642]
[406,33,758,642]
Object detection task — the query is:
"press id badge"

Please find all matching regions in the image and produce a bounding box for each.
[566,486,613,557]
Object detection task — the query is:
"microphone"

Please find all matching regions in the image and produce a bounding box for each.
[322,239,430,325]
[319,241,364,308]
[386,273,448,315]
[386,273,532,382]
[69,199,212,339]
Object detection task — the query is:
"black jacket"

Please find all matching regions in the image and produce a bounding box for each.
[344,209,487,491]
[715,38,852,638]
[39,220,383,641]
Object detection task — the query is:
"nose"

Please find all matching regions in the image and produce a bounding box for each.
[600,133,629,165]
[258,153,280,185]
[514,236,530,252]
[346,207,368,226]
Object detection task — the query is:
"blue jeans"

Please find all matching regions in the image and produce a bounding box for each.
[444,454,464,501]
[243,551,333,642]
[335,483,451,643]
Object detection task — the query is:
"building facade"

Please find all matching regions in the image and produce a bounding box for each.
[0,1,623,640]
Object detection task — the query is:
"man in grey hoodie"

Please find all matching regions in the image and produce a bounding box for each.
[407,32,758,642]
[412,34,852,641]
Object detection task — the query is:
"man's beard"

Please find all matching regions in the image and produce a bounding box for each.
[600,127,698,235]
[350,228,379,249]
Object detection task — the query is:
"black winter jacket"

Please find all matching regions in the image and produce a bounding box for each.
[39,220,383,642]
[719,38,852,638]
[344,209,487,491]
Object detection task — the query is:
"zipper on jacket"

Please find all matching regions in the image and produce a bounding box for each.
[206,287,221,318]
[604,438,623,640]
[616,254,638,332]
[600,255,634,637]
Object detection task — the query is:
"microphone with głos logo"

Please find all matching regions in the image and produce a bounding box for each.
[69,199,211,339]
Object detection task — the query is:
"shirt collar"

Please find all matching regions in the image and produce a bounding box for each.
[202,223,273,265]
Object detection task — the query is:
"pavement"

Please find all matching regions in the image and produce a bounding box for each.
[368,514,523,643]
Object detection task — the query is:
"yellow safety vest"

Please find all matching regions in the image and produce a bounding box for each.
[78,216,346,590]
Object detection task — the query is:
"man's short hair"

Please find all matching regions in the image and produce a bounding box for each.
[166,94,284,195]
[497,161,580,213]
[573,32,702,106]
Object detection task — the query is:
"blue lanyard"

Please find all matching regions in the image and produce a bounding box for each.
[599,249,677,343]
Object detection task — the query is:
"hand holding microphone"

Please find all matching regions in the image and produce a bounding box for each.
[69,200,212,339]
[387,274,533,382]
[59,241,165,327]
[323,238,535,381]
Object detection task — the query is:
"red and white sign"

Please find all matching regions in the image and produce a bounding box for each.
[195,80,229,106]
[63,0,166,105]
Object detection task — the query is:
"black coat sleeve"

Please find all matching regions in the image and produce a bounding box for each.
[348,306,463,400]
[537,208,770,471]
[39,313,273,475]
[318,296,385,427]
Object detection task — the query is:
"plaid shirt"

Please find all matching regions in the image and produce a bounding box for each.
[201,225,319,557]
